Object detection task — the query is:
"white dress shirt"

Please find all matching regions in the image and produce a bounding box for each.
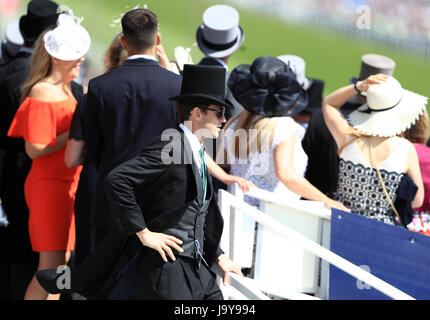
[127,54,157,61]
[180,123,204,176]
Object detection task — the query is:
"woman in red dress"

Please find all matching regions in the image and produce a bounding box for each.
[7,13,90,300]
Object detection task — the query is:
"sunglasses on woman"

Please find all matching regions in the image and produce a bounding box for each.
[203,107,225,119]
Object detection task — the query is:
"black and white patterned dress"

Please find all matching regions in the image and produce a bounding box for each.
[336,138,410,225]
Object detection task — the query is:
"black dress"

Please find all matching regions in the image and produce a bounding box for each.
[302,102,361,198]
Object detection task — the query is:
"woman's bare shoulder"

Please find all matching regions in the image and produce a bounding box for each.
[28,82,60,101]
[389,136,413,148]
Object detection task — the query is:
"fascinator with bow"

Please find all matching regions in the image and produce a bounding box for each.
[227,56,308,117]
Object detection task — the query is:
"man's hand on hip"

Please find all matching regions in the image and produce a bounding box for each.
[136,228,184,262]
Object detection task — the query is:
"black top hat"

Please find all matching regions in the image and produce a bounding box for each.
[228,56,308,117]
[19,0,59,47]
[169,64,234,108]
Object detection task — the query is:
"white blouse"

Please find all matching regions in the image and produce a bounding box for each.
[224,116,308,206]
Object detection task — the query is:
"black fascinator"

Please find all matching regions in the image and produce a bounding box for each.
[228,56,308,117]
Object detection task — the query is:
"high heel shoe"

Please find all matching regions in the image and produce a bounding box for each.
[36,268,72,294]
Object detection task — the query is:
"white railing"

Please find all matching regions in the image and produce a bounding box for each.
[210,264,271,300]
[218,186,415,300]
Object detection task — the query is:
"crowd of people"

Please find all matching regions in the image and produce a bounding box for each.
[230,0,430,56]
[0,0,429,301]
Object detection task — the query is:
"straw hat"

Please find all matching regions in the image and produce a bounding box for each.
[348,76,428,137]
[43,13,90,61]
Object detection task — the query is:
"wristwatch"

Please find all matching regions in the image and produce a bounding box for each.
[350,77,362,93]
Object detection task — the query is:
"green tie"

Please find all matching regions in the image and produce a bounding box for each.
[199,146,207,204]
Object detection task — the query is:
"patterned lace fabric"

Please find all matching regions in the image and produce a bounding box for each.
[336,159,403,225]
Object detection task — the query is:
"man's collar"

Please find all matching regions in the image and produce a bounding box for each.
[179,123,203,153]
[127,54,157,61]
[215,58,228,71]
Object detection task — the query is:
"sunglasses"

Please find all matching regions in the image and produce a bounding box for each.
[203,107,225,120]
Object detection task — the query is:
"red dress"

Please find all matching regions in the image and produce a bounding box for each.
[8,96,82,252]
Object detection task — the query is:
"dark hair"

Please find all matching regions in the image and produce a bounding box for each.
[121,8,158,52]
[176,103,208,124]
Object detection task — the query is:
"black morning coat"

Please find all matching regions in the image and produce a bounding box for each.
[82,58,182,229]
[67,129,224,299]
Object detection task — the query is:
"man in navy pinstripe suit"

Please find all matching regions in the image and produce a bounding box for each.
[82,8,182,244]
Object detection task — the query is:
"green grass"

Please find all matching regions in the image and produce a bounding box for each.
[19,0,430,104]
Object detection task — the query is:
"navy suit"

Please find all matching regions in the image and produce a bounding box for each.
[82,58,181,236]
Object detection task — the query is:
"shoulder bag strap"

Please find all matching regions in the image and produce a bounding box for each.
[368,141,401,222]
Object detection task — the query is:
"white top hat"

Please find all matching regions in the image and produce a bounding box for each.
[3,21,24,57]
[44,13,91,61]
[277,55,312,90]
[196,5,245,59]
[348,76,428,137]
[5,21,24,46]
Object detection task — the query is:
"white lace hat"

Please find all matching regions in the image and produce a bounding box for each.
[44,13,90,61]
[348,76,428,137]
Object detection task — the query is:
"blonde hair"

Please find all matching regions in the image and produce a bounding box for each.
[21,31,52,102]
[225,110,279,159]
[337,126,373,155]
[338,112,427,154]
[104,34,127,73]
[402,110,429,145]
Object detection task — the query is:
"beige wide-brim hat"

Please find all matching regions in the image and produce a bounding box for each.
[44,13,90,61]
[348,76,428,137]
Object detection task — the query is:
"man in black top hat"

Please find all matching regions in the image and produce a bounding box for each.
[107,64,242,299]
[301,54,396,198]
[0,0,59,78]
[36,64,243,300]
[196,4,245,159]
